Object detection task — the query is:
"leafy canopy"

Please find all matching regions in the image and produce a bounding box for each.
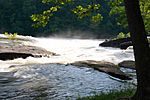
[31,0,103,28]
[109,0,150,35]
[31,6,60,28]
[72,4,103,22]
[31,0,150,35]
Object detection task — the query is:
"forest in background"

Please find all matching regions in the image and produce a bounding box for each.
[0,0,149,38]
[0,0,128,38]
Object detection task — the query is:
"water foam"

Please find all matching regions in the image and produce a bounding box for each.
[0,36,134,72]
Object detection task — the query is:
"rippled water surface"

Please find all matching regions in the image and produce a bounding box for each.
[0,64,134,100]
[0,35,135,100]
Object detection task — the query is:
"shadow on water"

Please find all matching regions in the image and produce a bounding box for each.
[0,63,135,100]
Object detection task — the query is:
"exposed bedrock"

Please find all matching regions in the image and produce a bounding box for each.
[71,60,132,80]
[0,37,58,60]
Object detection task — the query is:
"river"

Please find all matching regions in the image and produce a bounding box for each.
[0,35,135,100]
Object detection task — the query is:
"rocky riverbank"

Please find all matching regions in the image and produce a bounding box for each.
[99,37,150,49]
[0,35,136,81]
[99,38,132,49]
[0,35,57,60]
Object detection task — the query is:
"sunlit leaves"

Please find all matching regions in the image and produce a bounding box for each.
[42,0,72,4]
[109,0,150,34]
[109,6,124,16]
[72,4,102,23]
[109,0,124,7]
[72,4,100,19]
[116,32,130,39]
[31,0,73,28]
[109,0,127,28]
[139,0,150,34]
[31,6,60,28]
[72,5,90,19]
[91,13,103,23]
[4,32,18,40]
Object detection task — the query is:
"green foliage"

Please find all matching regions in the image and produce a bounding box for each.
[117,32,130,39]
[126,32,131,37]
[91,13,103,23]
[29,0,127,37]
[31,6,61,28]
[0,0,126,37]
[72,5,92,19]
[117,32,126,39]
[42,0,72,4]
[31,2,103,28]
[72,4,102,23]
[0,0,148,37]
[140,0,150,35]
[0,0,40,36]
[4,32,18,40]
[78,89,135,100]
[109,0,150,35]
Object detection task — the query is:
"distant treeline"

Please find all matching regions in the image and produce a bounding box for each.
[0,0,127,38]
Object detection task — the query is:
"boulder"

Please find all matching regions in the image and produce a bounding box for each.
[0,37,58,60]
[99,38,132,49]
[0,45,57,60]
[118,60,135,69]
[99,37,150,49]
[120,41,132,49]
[71,60,131,80]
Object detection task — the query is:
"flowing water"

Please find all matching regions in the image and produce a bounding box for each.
[0,35,135,100]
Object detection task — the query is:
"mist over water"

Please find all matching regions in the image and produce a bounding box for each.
[33,37,134,64]
[45,30,100,39]
[0,34,134,70]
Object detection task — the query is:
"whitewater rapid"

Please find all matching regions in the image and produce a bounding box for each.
[0,35,136,100]
[0,35,134,72]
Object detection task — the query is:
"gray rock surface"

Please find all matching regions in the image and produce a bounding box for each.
[71,60,131,80]
[0,36,57,60]
[99,38,132,49]
[118,60,135,69]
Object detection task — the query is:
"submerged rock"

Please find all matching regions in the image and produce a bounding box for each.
[71,60,131,80]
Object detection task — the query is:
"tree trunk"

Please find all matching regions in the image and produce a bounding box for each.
[124,0,150,100]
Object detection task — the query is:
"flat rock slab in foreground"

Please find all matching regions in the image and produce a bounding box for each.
[0,37,57,60]
[71,60,131,80]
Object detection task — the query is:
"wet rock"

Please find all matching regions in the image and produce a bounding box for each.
[99,37,150,49]
[0,52,34,60]
[120,41,132,49]
[0,37,57,60]
[118,60,135,69]
[99,38,132,49]
[71,60,131,80]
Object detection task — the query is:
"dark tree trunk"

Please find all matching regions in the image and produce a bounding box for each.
[124,0,150,100]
